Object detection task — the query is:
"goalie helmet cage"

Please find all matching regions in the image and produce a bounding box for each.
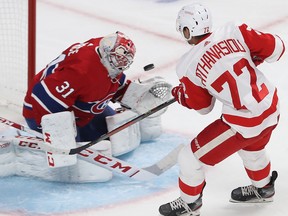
[0,0,36,111]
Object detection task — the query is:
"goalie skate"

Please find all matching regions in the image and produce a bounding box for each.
[230,171,278,203]
[159,196,202,216]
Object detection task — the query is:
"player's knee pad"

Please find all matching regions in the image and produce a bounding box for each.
[106,109,141,156]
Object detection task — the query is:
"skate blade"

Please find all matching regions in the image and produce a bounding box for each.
[159,210,200,216]
[229,197,273,203]
[178,210,200,216]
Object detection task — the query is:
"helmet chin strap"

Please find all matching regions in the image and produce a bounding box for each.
[180,28,193,42]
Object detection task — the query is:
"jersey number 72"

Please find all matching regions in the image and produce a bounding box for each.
[211,58,269,109]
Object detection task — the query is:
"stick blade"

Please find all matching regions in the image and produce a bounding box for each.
[143,144,185,175]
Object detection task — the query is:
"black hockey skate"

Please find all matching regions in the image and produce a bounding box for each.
[159,196,202,216]
[230,170,278,203]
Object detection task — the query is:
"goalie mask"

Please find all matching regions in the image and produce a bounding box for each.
[99,31,136,79]
[176,3,212,41]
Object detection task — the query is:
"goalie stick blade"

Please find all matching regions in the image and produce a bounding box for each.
[143,144,184,176]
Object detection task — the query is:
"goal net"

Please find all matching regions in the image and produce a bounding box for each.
[0,0,36,112]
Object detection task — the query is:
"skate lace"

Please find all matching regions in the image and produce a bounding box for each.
[241,185,262,199]
[170,197,194,214]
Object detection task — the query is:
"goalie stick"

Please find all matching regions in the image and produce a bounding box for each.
[0,116,183,181]
[0,98,176,155]
[71,98,176,155]
[1,135,183,181]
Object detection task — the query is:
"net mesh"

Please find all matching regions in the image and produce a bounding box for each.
[0,0,28,111]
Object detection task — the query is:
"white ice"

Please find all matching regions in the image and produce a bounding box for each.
[0,0,288,215]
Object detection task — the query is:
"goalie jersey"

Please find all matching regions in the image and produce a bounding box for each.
[23,38,126,127]
[177,23,285,138]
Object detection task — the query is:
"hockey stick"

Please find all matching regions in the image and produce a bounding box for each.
[0,116,43,138]
[1,98,176,155]
[70,98,176,155]
[1,135,183,181]
[0,114,183,180]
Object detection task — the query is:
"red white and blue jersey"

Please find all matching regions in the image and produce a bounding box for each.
[23,38,126,127]
[177,23,285,138]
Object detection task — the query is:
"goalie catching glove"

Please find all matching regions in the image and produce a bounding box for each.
[117,76,173,117]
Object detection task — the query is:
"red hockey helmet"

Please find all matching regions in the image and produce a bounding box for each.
[99,31,136,78]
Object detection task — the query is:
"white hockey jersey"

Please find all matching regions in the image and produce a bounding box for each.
[176,23,285,138]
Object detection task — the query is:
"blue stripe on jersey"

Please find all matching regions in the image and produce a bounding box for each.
[118,73,126,87]
[23,104,32,110]
[32,82,68,113]
[45,64,57,76]
[73,100,93,113]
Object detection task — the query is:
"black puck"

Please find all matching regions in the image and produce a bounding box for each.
[143,63,155,71]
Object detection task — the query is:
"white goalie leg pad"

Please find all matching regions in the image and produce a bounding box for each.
[13,139,112,183]
[75,140,113,182]
[41,111,77,168]
[0,139,16,176]
[140,115,162,142]
[106,110,141,156]
[120,76,172,116]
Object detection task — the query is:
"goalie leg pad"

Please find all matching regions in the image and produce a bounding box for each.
[0,140,16,176]
[140,115,162,142]
[13,140,112,183]
[41,111,77,168]
[75,140,113,182]
[106,110,141,156]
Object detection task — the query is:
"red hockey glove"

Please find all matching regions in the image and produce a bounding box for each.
[171,84,190,108]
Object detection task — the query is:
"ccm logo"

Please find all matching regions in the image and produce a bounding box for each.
[79,149,133,173]
[43,132,55,167]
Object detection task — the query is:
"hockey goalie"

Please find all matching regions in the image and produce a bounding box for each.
[0,31,172,183]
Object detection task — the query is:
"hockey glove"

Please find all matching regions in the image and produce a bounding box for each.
[171,84,190,108]
[252,55,264,66]
[119,76,172,116]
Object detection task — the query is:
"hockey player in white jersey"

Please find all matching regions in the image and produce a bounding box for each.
[159,3,285,216]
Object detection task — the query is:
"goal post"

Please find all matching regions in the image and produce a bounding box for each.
[0,0,36,111]
[28,0,36,87]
